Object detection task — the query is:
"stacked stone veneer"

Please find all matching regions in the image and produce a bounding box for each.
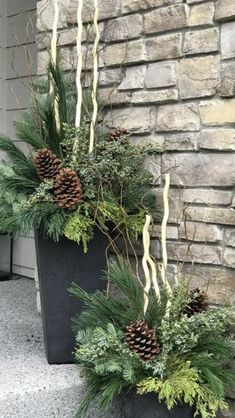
[36,0,235,298]
[36,0,235,413]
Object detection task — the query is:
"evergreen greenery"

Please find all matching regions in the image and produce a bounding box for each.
[70,257,235,418]
[0,61,158,249]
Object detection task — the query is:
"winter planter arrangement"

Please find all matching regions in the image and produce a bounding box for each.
[70,224,235,418]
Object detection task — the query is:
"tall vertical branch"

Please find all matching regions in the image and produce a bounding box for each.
[51,0,60,132]
[89,0,99,154]
[75,0,84,128]
[142,215,152,315]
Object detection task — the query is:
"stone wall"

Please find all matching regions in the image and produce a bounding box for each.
[37,0,235,305]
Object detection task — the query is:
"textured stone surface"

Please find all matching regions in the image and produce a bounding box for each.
[144,5,189,35]
[145,61,177,89]
[167,242,222,265]
[219,63,235,97]
[156,103,200,132]
[182,265,235,305]
[162,153,235,187]
[186,207,235,226]
[183,29,219,55]
[183,189,232,206]
[187,0,205,3]
[189,3,215,26]
[37,0,70,31]
[179,56,220,99]
[104,107,152,133]
[199,129,235,151]
[106,14,143,42]
[105,40,146,66]
[159,132,198,150]
[132,89,178,104]
[122,0,183,13]
[119,65,146,90]
[215,0,235,22]
[221,22,235,59]
[199,99,235,125]
[224,247,235,268]
[145,33,182,61]
[179,221,223,243]
[67,0,121,23]
[99,68,123,86]
[99,88,131,106]
[225,228,235,248]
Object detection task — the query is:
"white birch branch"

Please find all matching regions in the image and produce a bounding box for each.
[89,0,99,154]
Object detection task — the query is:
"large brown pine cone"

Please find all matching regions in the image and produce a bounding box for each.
[183,288,209,317]
[54,167,83,209]
[34,149,61,181]
[108,128,129,141]
[126,320,161,361]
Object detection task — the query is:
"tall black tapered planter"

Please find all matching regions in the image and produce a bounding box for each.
[35,229,109,364]
[121,391,194,418]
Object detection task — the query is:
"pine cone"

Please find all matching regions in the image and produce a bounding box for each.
[108,127,129,141]
[34,149,61,181]
[126,320,161,361]
[54,168,83,209]
[184,288,209,317]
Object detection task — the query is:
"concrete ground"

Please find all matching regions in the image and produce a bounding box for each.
[0,278,90,418]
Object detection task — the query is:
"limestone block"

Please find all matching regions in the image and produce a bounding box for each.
[56,24,105,47]
[145,33,182,61]
[167,242,222,265]
[183,189,232,206]
[99,68,123,87]
[106,15,143,42]
[225,228,235,248]
[67,0,121,23]
[186,207,235,226]
[145,61,177,88]
[153,225,179,240]
[105,40,146,66]
[122,0,183,13]
[189,3,214,26]
[218,63,235,97]
[99,88,131,106]
[215,0,235,22]
[144,156,161,184]
[158,132,198,151]
[182,265,235,305]
[119,65,146,90]
[131,89,178,104]
[37,0,70,31]
[199,99,235,125]
[183,29,219,55]
[179,222,223,243]
[154,188,184,223]
[224,247,235,268]
[199,129,235,151]
[179,56,220,99]
[156,103,200,132]
[187,0,205,3]
[162,153,235,187]
[104,107,153,133]
[144,5,189,35]
[221,22,235,60]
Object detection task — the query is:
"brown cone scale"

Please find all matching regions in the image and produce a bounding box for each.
[54,167,83,209]
[108,127,129,141]
[34,148,61,181]
[126,320,161,361]
[184,288,209,317]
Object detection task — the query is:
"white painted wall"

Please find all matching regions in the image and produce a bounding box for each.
[0,0,37,278]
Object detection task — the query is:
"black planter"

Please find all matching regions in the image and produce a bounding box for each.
[35,229,109,364]
[121,391,194,418]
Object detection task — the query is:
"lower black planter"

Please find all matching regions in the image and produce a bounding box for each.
[35,229,109,364]
[121,391,194,418]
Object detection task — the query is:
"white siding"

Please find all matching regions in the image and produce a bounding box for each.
[0,0,37,278]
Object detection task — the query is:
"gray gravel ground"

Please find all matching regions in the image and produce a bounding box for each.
[0,278,83,418]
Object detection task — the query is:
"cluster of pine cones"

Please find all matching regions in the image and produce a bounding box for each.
[34,149,83,209]
[125,288,208,362]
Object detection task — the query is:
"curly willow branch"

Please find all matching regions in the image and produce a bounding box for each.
[89,0,100,154]
[51,0,60,133]
[75,0,83,129]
